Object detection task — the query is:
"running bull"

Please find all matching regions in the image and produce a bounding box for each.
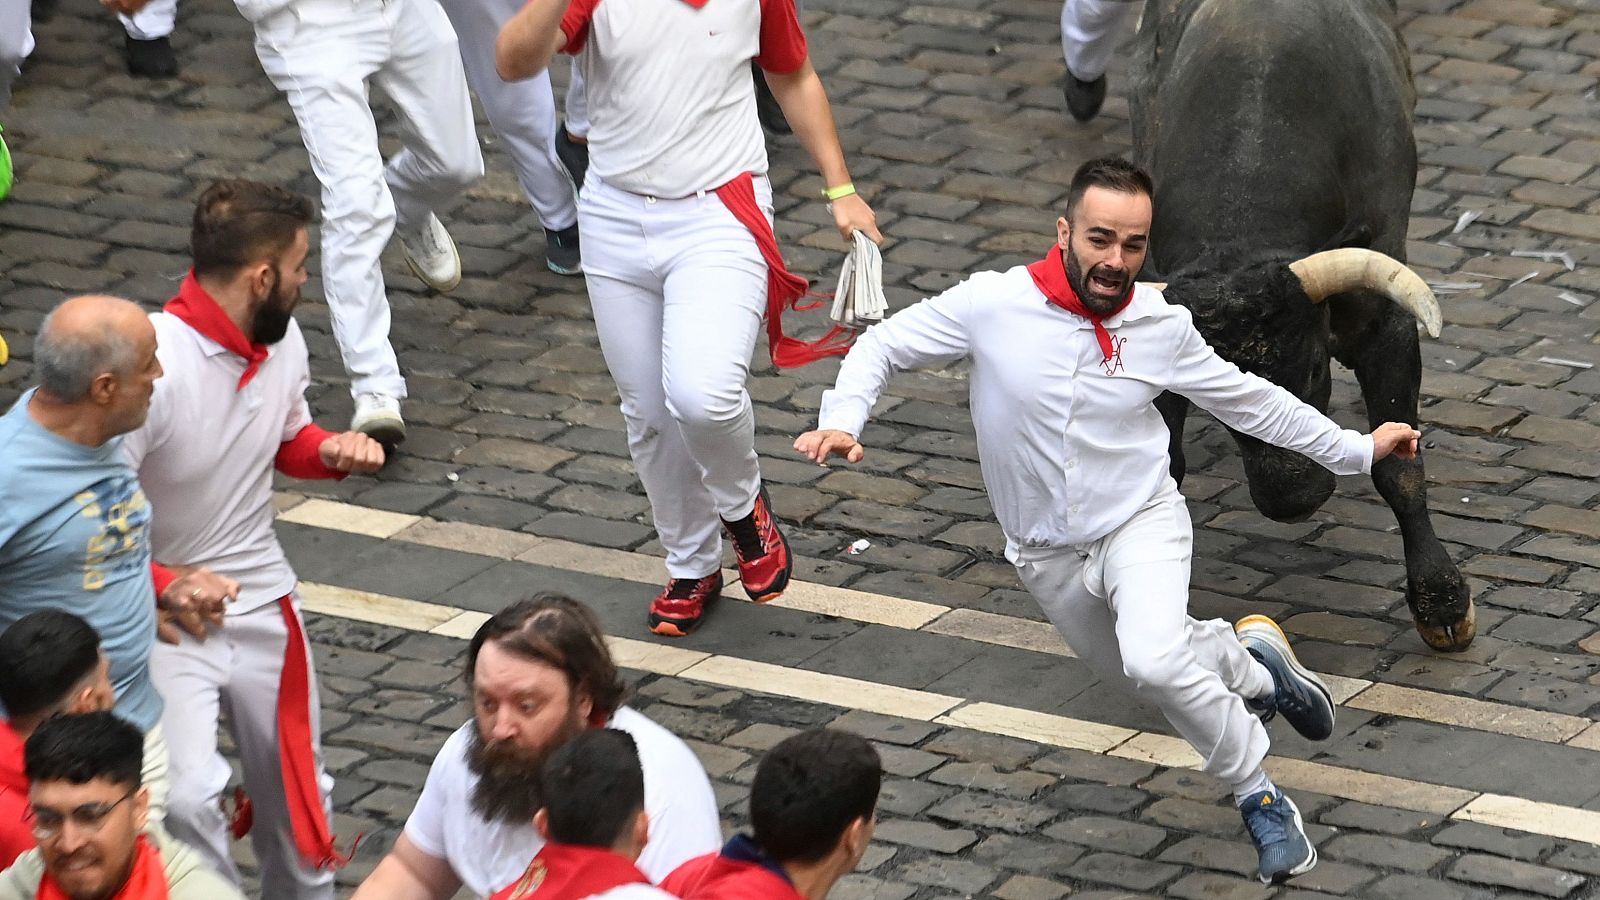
[1126,0,1475,650]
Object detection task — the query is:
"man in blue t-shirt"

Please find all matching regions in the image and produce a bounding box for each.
[0,294,236,826]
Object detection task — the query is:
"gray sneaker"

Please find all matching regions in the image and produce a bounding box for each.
[1236,615,1336,741]
[1239,790,1316,884]
[545,224,581,276]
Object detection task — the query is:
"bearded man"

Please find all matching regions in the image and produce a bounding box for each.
[122,179,386,900]
[353,594,721,900]
[796,156,1426,886]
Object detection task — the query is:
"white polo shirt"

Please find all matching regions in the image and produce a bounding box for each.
[122,313,313,614]
[560,0,808,198]
[818,268,1373,561]
[404,707,722,898]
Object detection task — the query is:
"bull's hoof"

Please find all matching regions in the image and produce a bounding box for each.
[1415,599,1476,652]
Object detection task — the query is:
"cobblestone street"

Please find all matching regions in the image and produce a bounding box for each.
[9,0,1600,894]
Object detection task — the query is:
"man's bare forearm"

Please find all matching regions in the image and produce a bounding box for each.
[496,0,572,81]
[765,60,851,188]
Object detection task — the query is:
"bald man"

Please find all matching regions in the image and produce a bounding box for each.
[0,295,233,827]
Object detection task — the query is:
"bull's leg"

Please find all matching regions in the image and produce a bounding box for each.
[1334,302,1475,651]
[1156,390,1191,483]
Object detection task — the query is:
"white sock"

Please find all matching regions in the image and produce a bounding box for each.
[1232,768,1276,804]
[1244,658,1276,703]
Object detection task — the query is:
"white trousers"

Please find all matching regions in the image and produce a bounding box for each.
[151,599,335,900]
[0,0,32,110]
[580,176,769,579]
[252,0,484,399]
[437,0,576,230]
[1060,0,1138,81]
[1014,481,1272,786]
[118,0,177,40]
[142,723,171,830]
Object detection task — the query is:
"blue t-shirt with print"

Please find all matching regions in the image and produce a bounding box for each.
[0,391,162,732]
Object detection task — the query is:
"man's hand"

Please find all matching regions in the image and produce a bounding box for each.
[319,431,386,475]
[1371,422,1422,462]
[831,193,882,244]
[794,429,865,465]
[157,566,240,643]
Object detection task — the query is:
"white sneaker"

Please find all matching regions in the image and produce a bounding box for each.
[399,213,462,292]
[351,393,406,446]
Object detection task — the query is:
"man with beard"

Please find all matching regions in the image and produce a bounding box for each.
[795,156,1425,886]
[352,594,720,900]
[0,713,244,900]
[122,179,385,900]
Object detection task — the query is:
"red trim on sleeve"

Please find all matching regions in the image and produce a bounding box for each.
[150,563,178,603]
[756,0,807,74]
[560,0,603,54]
[275,424,345,481]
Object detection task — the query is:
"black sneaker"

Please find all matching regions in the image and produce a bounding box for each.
[1239,790,1317,884]
[554,127,589,196]
[753,63,792,135]
[1236,615,1336,741]
[125,35,178,79]
[545,224,581,276]
[1063,71,1106,122]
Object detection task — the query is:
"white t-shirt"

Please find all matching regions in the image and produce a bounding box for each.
[123,312,314,614]
[559,0,808,198]
[404,708,722,898]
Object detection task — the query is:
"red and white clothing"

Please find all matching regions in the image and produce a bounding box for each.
[403,708,720,898]
[659,835,802,900]
[816,249,1371,786]
[122,274,346,900]
[555,0,814,579]
[0,722,30,870]
[488,844,673,900]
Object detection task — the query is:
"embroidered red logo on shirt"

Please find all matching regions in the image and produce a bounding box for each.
[1101,336,1126,376]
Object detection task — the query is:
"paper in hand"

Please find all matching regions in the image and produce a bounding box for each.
[830,230,888,329]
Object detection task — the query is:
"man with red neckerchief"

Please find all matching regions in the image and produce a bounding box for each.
[495,0,882,637]
[488,730,673,900]
[797,157,1430,886]
[120,179,384,900]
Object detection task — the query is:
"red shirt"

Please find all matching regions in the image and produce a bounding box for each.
[489,843,649,900]
[658,836,803,900]
[0,720,35,869]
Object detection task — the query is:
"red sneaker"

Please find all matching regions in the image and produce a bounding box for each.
[649,573,723,637]
[723,486,792,603]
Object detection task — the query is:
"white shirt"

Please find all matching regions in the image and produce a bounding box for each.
[560,0,808,198]
[404,708,722,899]
[123,314,313,614]
[817,267,1373,561]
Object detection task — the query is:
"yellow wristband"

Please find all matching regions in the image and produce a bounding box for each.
[822,182,857,201]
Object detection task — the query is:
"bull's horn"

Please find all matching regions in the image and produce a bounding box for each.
[1288,248,1443,339]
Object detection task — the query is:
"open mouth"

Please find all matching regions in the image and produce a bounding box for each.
[1089,271,1125,294]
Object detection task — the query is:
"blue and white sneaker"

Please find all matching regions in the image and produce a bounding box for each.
[1239,789,1316,884]
[1236,614,1336,741]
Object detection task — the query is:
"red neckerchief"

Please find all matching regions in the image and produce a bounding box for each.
[1027,245,1133,362]
[489,843,650,900]
[163,270,268,391]
[0,721,25,795]
[38,835,169,900]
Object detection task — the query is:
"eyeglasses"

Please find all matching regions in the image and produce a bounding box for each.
[25,791,137,840]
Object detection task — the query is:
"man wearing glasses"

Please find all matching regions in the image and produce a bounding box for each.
[0,712,242,900]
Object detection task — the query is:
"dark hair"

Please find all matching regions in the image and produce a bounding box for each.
[466,594,628,720]
[191,179,316,279]
[0,610,102,720]
[24,712,143,789]
[751,729,881,864]
[539,729,644,847]
[1064,156,1154,221]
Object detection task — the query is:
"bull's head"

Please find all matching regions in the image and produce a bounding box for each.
[1160,249,1441,522]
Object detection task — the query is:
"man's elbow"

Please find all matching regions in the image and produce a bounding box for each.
[493,37,527,81]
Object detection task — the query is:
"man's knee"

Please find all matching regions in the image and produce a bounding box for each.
[665,379,744,433]
[1121,648,1190,695]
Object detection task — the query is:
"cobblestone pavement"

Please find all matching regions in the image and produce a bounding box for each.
[9,0,1600,893]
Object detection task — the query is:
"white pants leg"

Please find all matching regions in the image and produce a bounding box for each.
[563,61,588,138]
[1015,481,1271,786]
[0,0,31,110]
[118,0,176,40]
[152,602,336,900]
[437,0,576,230]
[252,0,482,399]
[580,177,768,579]
[1060,0,1138,81]
[141,724,171,831]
